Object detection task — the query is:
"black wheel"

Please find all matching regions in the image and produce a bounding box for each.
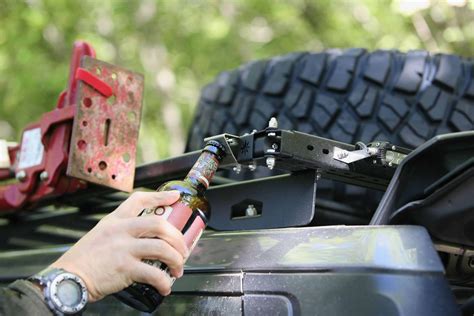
[186,48,474,224]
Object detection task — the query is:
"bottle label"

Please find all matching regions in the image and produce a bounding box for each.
[141,208,206,281]
[168,214,206,286]
[141,201,192,231]
[141,201,194,270]
[183,215,206,257]
[187,152,219,188]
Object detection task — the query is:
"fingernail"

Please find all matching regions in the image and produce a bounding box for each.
[165,190,180,197]
[177,269,183,278]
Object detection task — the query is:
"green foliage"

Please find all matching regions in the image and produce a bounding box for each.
[0,0,473,162]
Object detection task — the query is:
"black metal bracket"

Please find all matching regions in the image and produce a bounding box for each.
[53,128,409,209]
[207,171,317,230]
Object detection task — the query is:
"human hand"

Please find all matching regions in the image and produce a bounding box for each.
[50,191,187,302]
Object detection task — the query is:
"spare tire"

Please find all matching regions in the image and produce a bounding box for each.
[186,48,474,223]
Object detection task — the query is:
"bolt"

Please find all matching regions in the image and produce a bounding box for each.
[272,143,279,150]
[391,145,396,151]
[233,164,242,174]
[246,205,258,217]
[468,257,474,269]
[373,160,377,164]
[375,142,380,147]
[15,170,27,182]
[316,169,322,181]
[266,156,275,170]
[388,162,393,167]
[268,117,278,129]
[248,162,257,171]
[40,171,49,181]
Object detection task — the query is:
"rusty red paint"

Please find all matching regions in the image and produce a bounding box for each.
[67,56,144,192]
[0,41,95,212]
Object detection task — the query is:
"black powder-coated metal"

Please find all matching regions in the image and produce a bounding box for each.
[57,128,400,209]
[207,171,317,230]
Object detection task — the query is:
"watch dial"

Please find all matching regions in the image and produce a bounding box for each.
[57,279,82,306]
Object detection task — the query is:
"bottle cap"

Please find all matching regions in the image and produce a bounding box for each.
[203,140,227,161]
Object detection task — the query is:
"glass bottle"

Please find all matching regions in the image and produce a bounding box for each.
[114,140,226,312]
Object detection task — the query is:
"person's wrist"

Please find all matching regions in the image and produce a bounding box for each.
[29,266,89,314]
[28,278,45,293]
[50,260,99,303]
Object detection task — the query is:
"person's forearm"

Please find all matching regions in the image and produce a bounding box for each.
[1,280,52,316]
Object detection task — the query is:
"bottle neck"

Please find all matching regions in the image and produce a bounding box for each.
[184,151,220,191]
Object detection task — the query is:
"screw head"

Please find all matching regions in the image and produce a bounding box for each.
[40,171,49,181]
[233,164,242,174]
[272,143,278,150]
[268,117,278,129]
[468,257,474,269]
[248,162,257,171]
[245,204,257,217]
[266,157,275,170]
[15,170,27,182]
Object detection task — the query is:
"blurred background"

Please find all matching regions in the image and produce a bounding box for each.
[0,0,473,163]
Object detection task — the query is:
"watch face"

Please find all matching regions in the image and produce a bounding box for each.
[57,279,82,306]
[50,272,88,314]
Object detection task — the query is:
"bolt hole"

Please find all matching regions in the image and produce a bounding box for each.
[104,119,111,146]
[83,97,92,108]
[98,161,107,170]
[87,167,92,173]
[107,95,116,105]
[127,111,136,122]
[307,145,314,151]
[77,140,87,150]
[82,121,88,127]
[127,91,134,103]
[112,174,116,180]
[322,148,329,154]
[123,152,131,163]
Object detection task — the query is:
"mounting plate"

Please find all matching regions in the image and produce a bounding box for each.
[67,56,144,192]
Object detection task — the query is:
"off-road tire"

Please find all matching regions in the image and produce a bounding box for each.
[186,49,474,222]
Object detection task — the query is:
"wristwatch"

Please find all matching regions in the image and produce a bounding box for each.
[29,267,88,315]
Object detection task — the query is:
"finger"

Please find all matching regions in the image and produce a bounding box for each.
[132,261,174,296]
[133,239,184,278]
[126,216,188,258]
[112,191,180,218]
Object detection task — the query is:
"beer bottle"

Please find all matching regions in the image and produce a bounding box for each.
[114,140,226,312]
